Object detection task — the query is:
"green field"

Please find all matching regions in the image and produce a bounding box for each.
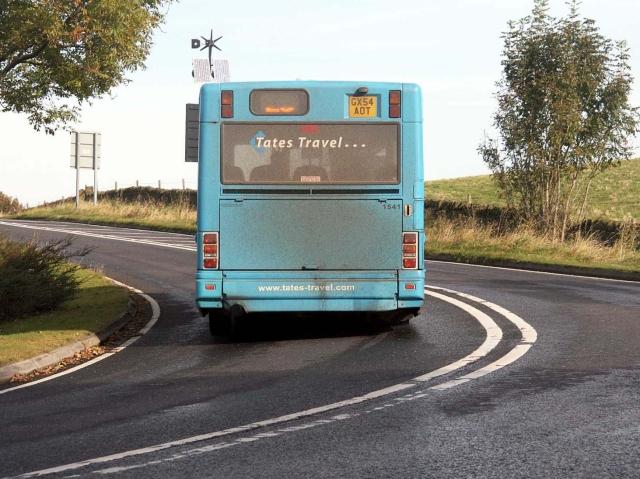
[0,268,129,366]
[426,158,640,221]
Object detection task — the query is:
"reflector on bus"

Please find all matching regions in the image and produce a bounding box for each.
[250,90,309,116]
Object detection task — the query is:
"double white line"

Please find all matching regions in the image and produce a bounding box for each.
[8,286,537,478]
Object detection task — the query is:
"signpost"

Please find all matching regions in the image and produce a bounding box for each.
[70,131,101,208]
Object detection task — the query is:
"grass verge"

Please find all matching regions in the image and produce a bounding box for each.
[0,268,129,367]
[12,200,196,233]
[427,218,640,277]
[5,197,638,279]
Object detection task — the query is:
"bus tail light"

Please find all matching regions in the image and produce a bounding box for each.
[221,90,233,118]
[402,232,418,269]
[202,232,219,269]
[389,90,401,118]
[403,258,417,269]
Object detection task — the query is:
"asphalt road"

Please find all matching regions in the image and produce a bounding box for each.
[0,220,638,478]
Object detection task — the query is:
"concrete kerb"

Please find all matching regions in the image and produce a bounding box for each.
[0,277,153,384]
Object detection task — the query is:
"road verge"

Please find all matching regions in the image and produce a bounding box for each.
[0,275,154,384]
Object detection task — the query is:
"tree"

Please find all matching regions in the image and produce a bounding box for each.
[479,0,639,241]
[0,0,172,134]
[0,191,23,214]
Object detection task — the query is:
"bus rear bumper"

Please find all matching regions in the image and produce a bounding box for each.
[196,271,424,313]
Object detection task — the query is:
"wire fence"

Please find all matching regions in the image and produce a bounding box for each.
[100,179,198,191]
[33,180,198,208]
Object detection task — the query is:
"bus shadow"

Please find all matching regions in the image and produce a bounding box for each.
[221,311,408,343]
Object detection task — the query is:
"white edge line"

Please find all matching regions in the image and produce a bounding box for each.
[0,221,196,252]
[0,278,161,396]
[10,287,511,478]
[6,219,193,238]
[426,258,639,284]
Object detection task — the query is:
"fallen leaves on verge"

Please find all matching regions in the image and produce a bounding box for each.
[10,294,151,384]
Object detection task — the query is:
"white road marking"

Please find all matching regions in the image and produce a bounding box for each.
[9,220,192,237]
[413,289,502,382]
[0,221,196,252]
[0,279,161,396]
[0,221,541,477]
[426,258,639,284]
[9,287,539,478]
[424,286,537,391]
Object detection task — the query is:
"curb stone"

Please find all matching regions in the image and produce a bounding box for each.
[0,291,140,384]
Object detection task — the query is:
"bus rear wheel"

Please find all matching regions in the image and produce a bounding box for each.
[209,310,232,336]
[208,306,244,337]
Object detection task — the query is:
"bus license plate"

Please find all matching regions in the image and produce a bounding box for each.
[349,96,377,118]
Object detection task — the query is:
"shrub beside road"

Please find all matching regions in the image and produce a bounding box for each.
[0,237,129,367]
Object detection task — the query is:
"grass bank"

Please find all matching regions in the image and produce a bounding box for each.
[0,268,129,366]
[428,218,640,277]
[427,158,640,222]
[13,199,196,233]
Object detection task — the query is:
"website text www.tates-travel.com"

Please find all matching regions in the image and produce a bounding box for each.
[256,284,356,292]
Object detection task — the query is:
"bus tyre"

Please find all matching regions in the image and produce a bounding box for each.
[390,308,420,326]
[209,310,232,336]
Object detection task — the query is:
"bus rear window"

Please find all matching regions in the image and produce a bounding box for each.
[221,123,399,184]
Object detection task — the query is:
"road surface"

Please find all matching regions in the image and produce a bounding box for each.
[0,220,638,478]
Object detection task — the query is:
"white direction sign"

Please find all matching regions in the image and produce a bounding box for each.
[70,131,101,169]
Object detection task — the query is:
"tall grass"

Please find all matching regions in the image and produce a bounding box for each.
[427,217,640,272]
[15,199,196,233]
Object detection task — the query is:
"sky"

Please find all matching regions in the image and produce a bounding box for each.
[0,0,638,206]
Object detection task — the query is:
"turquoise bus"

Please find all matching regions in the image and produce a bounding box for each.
[194,81,424,335]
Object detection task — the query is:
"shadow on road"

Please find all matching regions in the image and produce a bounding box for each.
[215,310,412,344]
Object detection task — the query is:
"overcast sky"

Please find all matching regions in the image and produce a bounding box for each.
[1,0,638,205]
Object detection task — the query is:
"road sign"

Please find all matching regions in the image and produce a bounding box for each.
[70,132,101,169]
[70,131,101,207]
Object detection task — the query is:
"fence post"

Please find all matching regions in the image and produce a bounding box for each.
[136,180,139,188]
[115,181,118,191]
[182,178,186,190]
[158,180,161,189]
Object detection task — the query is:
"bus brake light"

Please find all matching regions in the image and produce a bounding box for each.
[204,258,218,269]
[403,258,417,269]
[402,232,418,269]
[389,90,401,118]
[203,233,217,244]
[221,90,233,118]
[202,232,219,269]
[403,232,417,244]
